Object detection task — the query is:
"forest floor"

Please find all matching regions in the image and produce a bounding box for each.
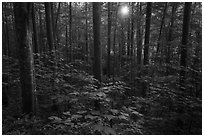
[2,53,202,135]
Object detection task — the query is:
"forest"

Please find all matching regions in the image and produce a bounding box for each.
[2,2,202,135]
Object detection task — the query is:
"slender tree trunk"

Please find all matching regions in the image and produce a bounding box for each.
[45,2,54,51]
[143,2,152,65]
[2,10,8,56]
[130,2,134,57]
[156,3,167,57]
[14,2,36,114]
[85,2,89,63]
[180,2,192,90]
[93,2,102,82]
[31,3,39,53]
[38,9,43,53]
[127,3,131,57]
[137,3,142,66]
[69,2,73,62]
[3,4,10,56]
[54,2,61,48]
[166,3,177,75]
[112,3,119,81]
[130,2,135,91]
[107,2,112,78]
[50,2,56,49]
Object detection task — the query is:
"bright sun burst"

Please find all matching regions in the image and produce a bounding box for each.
[121,6,129,15]
[119,5,129,18]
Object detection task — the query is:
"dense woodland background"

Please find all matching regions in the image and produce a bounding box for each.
[2,2,202,135]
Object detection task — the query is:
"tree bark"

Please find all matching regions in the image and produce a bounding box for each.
[3,3,10,56]
[156,3,167,56]
[14,2,35,114]
[130,2,134,57]
[31,3,39,53]
[69,2,73,62]
[45,2,54,51]
[85,2,89,63]
[166,3,177,75]
[137,3,142,66]
[180,2,192,90]
[143,2,152,65]
[93,2,102,82]
[55,2,61,47]
[107,2,112,78]
[39,8,44,52]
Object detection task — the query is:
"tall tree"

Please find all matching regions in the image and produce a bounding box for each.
[127,3,131,56]
[155,3,168,64]
[112,3,119,81]
[180,2,192,90]
[14,3,35,114]
[50,2,56,49]
[107,2,112,78]
[156,3,168,55]
[85,2,89,63]
[45,2,54,51]
[143,2,152,65]
[3,3,10,56]
[55,2,61,46]
[69,2,73,62]
[93,2,102,82]
[130,2,135,57]
[31,3,39,53]
[166,3,177,75]
[38,8,43,52]
[136,2,142,66]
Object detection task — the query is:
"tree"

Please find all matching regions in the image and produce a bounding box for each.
[130,2,135,57]
[107,2,112,78]
[85,2,89,63]
[143,2,152,65]
[45,2,54,51]
[13,3,35,114]
[127,3,131,57]
[155,3,167,61]
[2,3,10,56]
[136,2,142,66]
[55,2,61,46]
[31,3,39,53]
[93,2,102,82]
[180,2,192,90]
[166,3,177,75]
[112,3,119,81]
[69,2,73,62]
[38,7,44,53]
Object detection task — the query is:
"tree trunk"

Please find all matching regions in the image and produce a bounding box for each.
[107,2,112,78]
[130,2,134,57]
[156,3,167,56]
[69,2,73,62]
[130,2,135,91]
[3,4,10,56]
[112,3,119,81]
[143,2,152,65]
[93,2,102,82]
[54,2,61,48]
[137,3,142,66]
[31,3,39,53]
[166,3,177,75]
[14,2,35,114]
[180,2,192,90]
[45,2,54,51]
[39,9,43,53]
[85,2,89,63]
[127,3,131,57]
